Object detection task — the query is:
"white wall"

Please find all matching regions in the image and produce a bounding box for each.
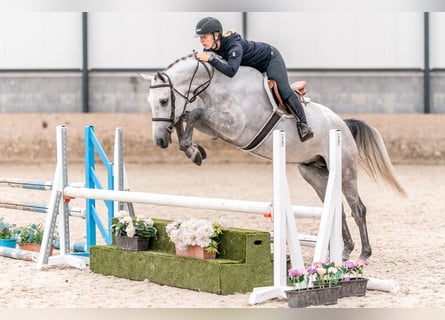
[430,12,445,69]
[0,12,82,69]
[88,12,243,68]
[0,12,443,70]
[248,12,424,68]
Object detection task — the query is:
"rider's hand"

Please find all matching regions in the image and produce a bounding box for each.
[196,52,211,62]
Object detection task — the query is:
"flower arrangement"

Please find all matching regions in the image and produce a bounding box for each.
[287,260,368,306]
[14,223,59,246]
[286,261,343,308]
[15,223,44,245]
[0,217,17,240]
[110,211,158,239]
[340,259,366,281]
[310,261,342,287]
[288,268,306,291]
[288,260,342,290]
[165,218,225,254]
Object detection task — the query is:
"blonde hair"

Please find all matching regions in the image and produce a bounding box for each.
[223,29,236,37]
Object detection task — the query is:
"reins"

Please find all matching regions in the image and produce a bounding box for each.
[150,56,214,126]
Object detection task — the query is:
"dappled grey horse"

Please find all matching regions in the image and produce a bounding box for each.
[141,53,407,261]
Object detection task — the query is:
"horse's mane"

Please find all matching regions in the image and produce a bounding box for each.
[164,53,196,71]
[163,52,222,72]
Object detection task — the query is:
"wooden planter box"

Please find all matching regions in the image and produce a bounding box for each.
[286,286,340,308]
[338,278,369,297]
[115,236,150,251]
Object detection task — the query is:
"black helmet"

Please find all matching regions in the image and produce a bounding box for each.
[195,17,223,36]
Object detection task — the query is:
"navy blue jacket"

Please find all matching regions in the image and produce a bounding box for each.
[206,33,272,77]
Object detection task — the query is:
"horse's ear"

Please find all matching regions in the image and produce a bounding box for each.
[139,73,153,81]
[157,72,166,83]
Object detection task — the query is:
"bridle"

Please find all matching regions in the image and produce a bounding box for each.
[149,57,214,129]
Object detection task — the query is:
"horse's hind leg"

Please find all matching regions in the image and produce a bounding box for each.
[297,161,355,261]
[343,186,372,260]
[343,173,372,260]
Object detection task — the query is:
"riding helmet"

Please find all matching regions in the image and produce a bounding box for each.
[195,17,223,36]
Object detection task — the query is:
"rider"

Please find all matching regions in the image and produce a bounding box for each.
[195,16,313,142]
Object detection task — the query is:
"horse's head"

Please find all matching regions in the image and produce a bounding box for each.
[144,72,177,148]
[142,53,213,149]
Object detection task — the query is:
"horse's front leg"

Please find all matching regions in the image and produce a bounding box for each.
[178,109,207,166]
[174,117,185,143]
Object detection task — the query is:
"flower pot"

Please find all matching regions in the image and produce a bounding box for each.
[338,278,368,298]
[285,285,340,308]
[115,235,150,251]
[19,243,54,256]
[175,245,216,259]
[0,238,17,248]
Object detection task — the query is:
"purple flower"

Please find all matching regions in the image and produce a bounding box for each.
[288,268,304,278]
[345,260,356,269]
[306,266,317,275]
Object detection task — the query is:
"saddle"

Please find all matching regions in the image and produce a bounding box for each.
[267,80,309,114]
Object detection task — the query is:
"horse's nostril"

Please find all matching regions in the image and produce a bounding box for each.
[157,138,168,149]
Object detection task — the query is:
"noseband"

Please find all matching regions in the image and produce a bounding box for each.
[149,58,214,127]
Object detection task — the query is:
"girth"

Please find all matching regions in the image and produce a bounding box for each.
[240,79,309,152]
[240,112,283,152]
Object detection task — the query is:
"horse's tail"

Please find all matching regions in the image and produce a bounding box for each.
[344,118,407,197]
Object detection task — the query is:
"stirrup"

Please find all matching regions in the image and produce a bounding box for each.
[298,124,314,142]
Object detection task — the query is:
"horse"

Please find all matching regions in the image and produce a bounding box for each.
[141,52,407,261]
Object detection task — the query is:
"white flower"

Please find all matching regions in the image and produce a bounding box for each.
[122,216,132,224]
[142,217,154,226]
[166,221,181,235]
[196,233,211,247]
[118,210,128,219]
[165,218,226,250]
[126,221,135,237]
[111,212,157,239]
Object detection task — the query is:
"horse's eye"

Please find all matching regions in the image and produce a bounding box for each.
[160,98,169,106]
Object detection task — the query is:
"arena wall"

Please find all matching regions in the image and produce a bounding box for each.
[0,113,443,165]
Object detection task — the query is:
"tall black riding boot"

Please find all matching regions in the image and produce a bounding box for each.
[285,95,314,142]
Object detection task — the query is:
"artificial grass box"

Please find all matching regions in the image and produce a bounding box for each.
[90,218,273,294]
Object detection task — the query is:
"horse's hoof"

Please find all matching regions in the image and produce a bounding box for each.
[193,156,202,166]
[358,252,372,261]
[342,241,354,261]
[197,144,207,160]
[185,145,203,166]
[356,259,368,266]
[342,248,353,261]
[358,246,372,261]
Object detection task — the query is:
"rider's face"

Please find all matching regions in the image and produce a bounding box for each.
[199,34,218,50]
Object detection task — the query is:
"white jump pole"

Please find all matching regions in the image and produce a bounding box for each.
[64,187,273,214]
[367,277,399,293]
[0,247,38,262]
